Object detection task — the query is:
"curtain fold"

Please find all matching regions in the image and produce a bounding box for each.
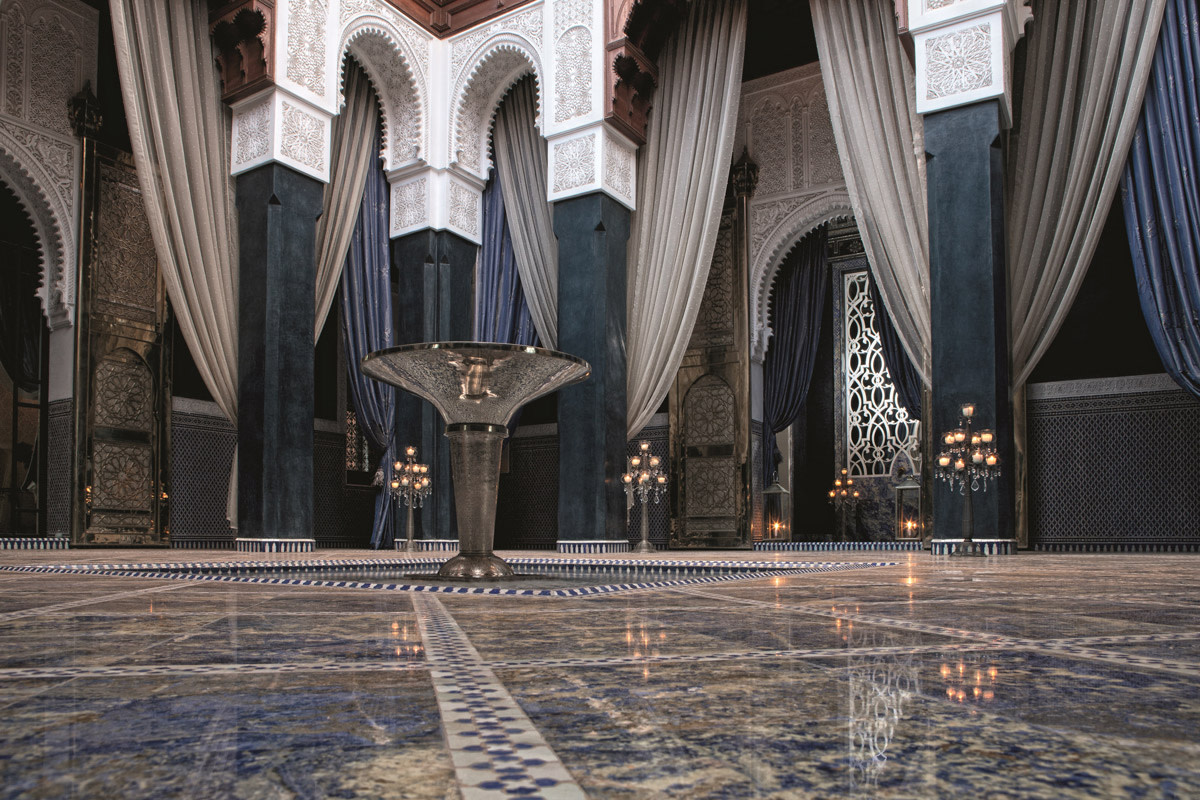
[111,0,239,524]
[314,59,378,341]
[762,227,828,482]
[626,0,748,438]
[476,170,539,347]
[341,127,396,549]
[868,270,923,419]
[1006,0,1168,386]
[493,76,558,348]
[110,0,237,423]
[810,0,931,386]
[1120,0,1200,399]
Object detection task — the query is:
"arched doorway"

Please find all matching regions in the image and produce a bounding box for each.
[0,179,49,535]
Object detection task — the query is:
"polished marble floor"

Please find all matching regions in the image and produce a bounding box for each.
[0,548,1197,799]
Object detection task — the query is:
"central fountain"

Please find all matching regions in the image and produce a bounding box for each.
[360,342,590,580]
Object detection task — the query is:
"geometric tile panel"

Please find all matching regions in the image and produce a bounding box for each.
[169,410,237,546]
[1028,387,1200,549]
[46,399,73,538]
[495,435,559,550]
[170,411,375,549]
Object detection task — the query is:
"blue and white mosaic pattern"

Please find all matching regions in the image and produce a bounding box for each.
[415,593,587,799]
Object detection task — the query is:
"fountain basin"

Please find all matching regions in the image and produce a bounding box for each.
[361,342,590,580]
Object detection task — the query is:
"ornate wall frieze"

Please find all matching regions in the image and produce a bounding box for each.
[280,99,326,171]
[390,175,427,235]
[550,131,594,192]
[447,178,480,238]
[233,96,272,164]
[909,0,1032,122]
[285,0,327,96]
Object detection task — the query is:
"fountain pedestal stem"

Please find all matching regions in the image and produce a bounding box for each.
[437,423,511,579]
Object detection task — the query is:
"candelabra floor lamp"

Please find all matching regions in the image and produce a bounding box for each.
[390,445,431,553]
[828,468,860,540]
[934,403,1000,557]
[622,441,667,553]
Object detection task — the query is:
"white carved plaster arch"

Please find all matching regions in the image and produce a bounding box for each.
[450,35,545,180]
[751,191,852,361]
[337,19,426,171]
[0,129,74,329]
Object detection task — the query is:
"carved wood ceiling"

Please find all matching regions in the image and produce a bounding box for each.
[382,0,539,37]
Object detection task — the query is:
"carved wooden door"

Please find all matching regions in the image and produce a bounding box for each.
[72,145,170,545]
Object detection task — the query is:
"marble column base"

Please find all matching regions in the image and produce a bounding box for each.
[235,538,315,553]
[557,540,631,554]
[931,538,1016,555]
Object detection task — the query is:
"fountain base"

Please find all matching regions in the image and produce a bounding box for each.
[436,553,516,580]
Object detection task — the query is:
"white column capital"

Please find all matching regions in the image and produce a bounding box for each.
[909,0,1033,125]
[230,88,332,183]
[387,165,484,244]
[546,121,636,209]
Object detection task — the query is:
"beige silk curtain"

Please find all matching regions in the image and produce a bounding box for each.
[493,76,558,348]
[626,0,748,438]
[809,0,931,385]
[1006,0,1165,546]
[313,60,380,340]
[1007,0,1167,386]
[111,0,238,423]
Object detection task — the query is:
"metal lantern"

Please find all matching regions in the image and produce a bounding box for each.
[894,471,921,540]
[762,478,790,541]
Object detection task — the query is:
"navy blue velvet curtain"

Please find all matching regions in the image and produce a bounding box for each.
[762,226,828,482]
[867,271,923,419]
[1121,0,1200,400]
[341,128,397,548]
[476,170,539,347]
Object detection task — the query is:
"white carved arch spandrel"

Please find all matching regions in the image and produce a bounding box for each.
[750,192,852,361]
[338,19,427,171]
[450,31,545,180]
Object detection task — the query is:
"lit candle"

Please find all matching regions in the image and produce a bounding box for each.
[390,480,400,490]
[641,471,650,483]
[852,490,860,498]
[954,458,965,470]
[640,441,650,452]
[400,476,410,486]
[980,430,994,443]
[828,490,836,499]
[972,451,984,464]
[631,456,641,468]
[649,456,660,467]
[961,403,975,417]
[406,446,416,457]
[971,434,981,446]
[657,475,667,484]
[954,429,966,443]
[985,454,998,466]
[835,479,842,487]
[393,460,402,471]
[944,433,956,445]
[623,473,632,484]
[938,455,951,467]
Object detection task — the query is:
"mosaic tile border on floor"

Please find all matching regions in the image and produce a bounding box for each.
[0,558,896,598]
[414,593,587,800]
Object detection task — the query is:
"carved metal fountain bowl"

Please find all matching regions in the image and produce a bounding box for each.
[361,342,590,580]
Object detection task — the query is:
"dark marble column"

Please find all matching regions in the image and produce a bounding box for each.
[235,163,324,550]
[391,229,477,544]
[554,193,630,549]
[925,100,1015,542]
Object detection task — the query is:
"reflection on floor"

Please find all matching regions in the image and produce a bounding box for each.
[0,548,1198,798]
